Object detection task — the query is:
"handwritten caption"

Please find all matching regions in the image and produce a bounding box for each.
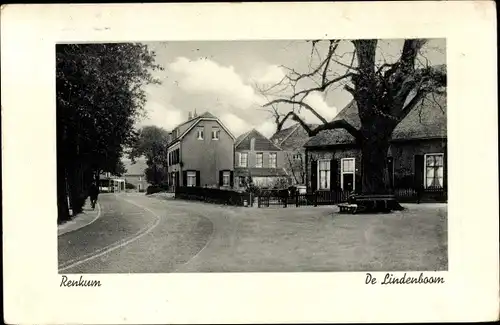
[365,272,445,285]
[60,275,102,287]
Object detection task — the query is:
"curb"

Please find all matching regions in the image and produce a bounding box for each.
[58,202,102,237]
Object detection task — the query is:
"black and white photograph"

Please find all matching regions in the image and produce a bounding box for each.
[3,2,498,324]
[57,39,448,274]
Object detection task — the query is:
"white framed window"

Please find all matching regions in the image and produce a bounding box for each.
[256,153,263,168]
[318,160,331,190]
[196,126,204,140]
[269,152,277,168]
[222,171,230,186]
[239,152,248,167]
[341,158,356,192]
[212,127,220,140]
[187,171,196,187]
[424,153,444,188]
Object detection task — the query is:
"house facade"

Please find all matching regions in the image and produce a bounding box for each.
[270,123,318,186]
[304,92,447,198]
[122,157,150,192]
[234,128,289,189]
[167,111,235,189]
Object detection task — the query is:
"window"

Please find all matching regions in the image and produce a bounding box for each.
[197,126,204,140]
[318,160,331,190]
[222,171,230,186]
[239,152,248,167]
[256,153,263,168]
[424,153,444,188]
[269,152,277,168]
[211,127,220,140]
[293,153,302,161]
[187,171,196,187]
[341,158,356,192]
[342,158,355,173]
[169,149,180,165]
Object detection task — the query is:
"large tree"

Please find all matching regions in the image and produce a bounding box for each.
[56,43,163,222]
[128,125,170,185]
[261,39,446,196]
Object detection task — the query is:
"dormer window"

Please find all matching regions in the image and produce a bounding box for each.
[197,126,204,140]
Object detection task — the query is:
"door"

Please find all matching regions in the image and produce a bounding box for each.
[342,173,354,192]
[340,158,355,192]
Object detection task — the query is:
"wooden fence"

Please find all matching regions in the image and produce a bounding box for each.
[256,187,447,208]
[174,186,446,208]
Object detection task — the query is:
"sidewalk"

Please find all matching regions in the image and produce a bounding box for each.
[58,199,101,236]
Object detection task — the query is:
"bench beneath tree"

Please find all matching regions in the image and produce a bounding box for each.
[347,194,404,213]
[337,203,360,214]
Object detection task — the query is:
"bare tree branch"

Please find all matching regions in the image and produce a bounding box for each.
[264,99,328,124]
[291,73,355,101]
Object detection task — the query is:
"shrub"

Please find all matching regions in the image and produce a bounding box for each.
[125,182,136,190]
[146,185,163,195]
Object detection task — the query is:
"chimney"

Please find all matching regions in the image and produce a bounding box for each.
[194,109,198,118]
[188,111,192,120]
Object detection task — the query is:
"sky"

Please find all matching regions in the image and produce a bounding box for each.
[137,39,446,138]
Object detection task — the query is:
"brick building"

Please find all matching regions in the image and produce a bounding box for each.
[167,111,235,189]
[304,92,447,199]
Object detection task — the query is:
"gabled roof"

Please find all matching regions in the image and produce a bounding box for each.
[305,92,447,147]
[235,130,251,147]
[270,122,319,150]
[168,111,235,147]
[122,157,148,176]
[235,128,282,151]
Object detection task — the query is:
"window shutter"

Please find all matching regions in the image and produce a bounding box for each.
[330,159,338,191]
[414,155,424,189]
[219,171,223,186]
[311,160,318,192]
[196,171,201,187]
[182,171,187,186]
[230,171,234,188]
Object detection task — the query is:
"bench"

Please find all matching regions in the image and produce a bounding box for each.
[338,203,359,214]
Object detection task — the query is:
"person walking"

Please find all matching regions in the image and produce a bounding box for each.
[89,182,99,210]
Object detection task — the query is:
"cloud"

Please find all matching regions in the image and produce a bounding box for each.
[250,65,285,84]
[256,119,277,138]
[300,92,338,123]
[138,101,184,131]
[219,113,251,137]
[169,57,264,109]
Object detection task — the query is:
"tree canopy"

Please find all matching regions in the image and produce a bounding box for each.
[128,125,170,184]
[259,39,446,203]
[57,43,163,222]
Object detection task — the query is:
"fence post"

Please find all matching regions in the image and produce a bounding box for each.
[258,195,261,208]
[284,194,287,208]
[295,193,299,207]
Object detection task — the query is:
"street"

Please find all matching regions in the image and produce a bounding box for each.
[58,193,447,273]
[58,193,213,273]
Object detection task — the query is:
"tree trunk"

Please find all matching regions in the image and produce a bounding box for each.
[57,165,70,224]
[357,119,405,212]
[360,136,391,195]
